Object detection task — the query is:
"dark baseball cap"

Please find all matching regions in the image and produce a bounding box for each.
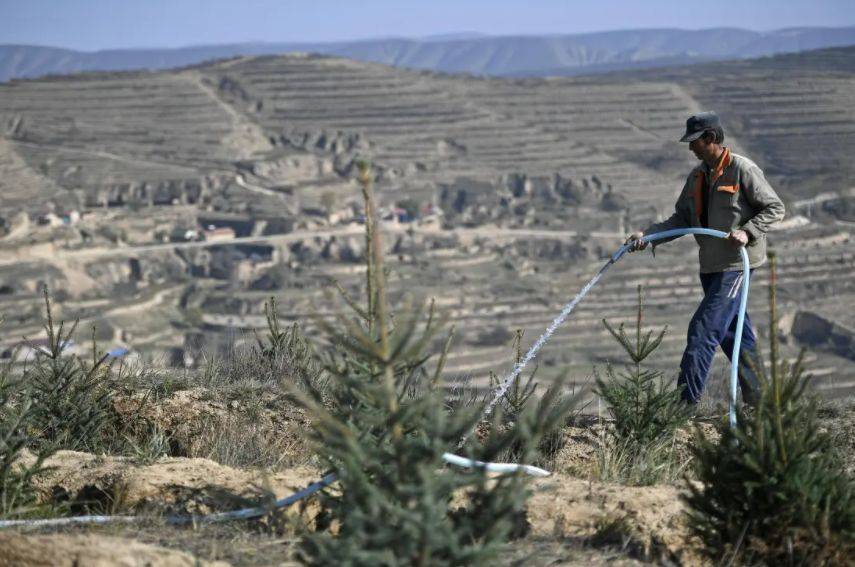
[680,111,721,142]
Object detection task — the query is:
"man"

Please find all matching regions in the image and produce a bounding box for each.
[626,111,785,406]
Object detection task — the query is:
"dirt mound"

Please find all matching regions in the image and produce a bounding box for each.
[0,533,229,567]
[550,424,601,476]
[22,450,320,521]
[527,476,700,563]
[10,449,706,563]
[112,387,311,466]
[112,388,231,444]
[550,420,718,479]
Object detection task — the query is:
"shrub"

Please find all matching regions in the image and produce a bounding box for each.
[294,162,576,566]
[685,253,855,565]
[594,285,689,485]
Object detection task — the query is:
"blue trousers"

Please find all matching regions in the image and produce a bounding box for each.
[678,270,761,405]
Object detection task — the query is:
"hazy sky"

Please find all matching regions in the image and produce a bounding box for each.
[2,0,854,51]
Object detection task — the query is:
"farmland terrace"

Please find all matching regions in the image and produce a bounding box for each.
[0,46,852,399]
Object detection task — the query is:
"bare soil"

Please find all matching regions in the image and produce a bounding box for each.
[0,533,231,567]
[3,396,852,566]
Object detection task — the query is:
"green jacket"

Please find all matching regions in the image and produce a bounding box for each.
[644,148,785,273]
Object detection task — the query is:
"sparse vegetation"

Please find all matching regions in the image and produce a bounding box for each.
[0,211,849,567]
[588,513,636,553]
[0,215,850,566]
[190,299,326,397]
[188,413,304,470]
[685,253,855,565]
[122,422,171,465]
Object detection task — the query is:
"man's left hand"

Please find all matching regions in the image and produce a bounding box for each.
[727,229,749,247]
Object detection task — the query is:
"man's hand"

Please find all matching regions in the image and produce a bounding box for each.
[625,231,648,253]
[727,229,749,247]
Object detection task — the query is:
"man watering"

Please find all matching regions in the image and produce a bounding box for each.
[625,112,785,406]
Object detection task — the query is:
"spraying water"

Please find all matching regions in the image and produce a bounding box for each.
[473,227,749,443]
[478,261,614,421]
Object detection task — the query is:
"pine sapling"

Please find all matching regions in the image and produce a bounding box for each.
[596,285,688,446]
[594,285,689,484]
[685,252,855,565]
[254,297,326,394]
[292,161,576,566]
[487,329,576,468]
[489,329,537,422]
[27,288,117,452]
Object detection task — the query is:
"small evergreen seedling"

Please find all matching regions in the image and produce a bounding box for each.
[489,329,538,422]
[486,329,576,468]
[254,297,326,393]
[596,285,688,447]
[27,288,116,452]
[293,161,575,566]
[594,285,689,484]
[685,253,855,565]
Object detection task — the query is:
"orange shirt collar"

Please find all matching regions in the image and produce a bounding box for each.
[694,147,731,220]
[706,147,731,182]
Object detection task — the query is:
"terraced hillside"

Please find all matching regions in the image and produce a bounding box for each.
[204,53,691,215]
[618,45,855,201]
[0,46,852,401]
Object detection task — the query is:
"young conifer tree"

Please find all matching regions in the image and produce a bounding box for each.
[293,162,575,566]
[685,253,855,565]
[489,330,538,422]
[27,289,116,452]
[596,285,689,448]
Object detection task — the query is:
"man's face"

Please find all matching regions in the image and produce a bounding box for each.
[688,135,714,161]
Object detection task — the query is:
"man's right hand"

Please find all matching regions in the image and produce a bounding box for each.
[625,231,648,253]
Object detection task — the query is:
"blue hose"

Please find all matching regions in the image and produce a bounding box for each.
[0,228,749,530]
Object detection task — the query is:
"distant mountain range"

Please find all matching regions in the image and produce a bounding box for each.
[2,26,855,83]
